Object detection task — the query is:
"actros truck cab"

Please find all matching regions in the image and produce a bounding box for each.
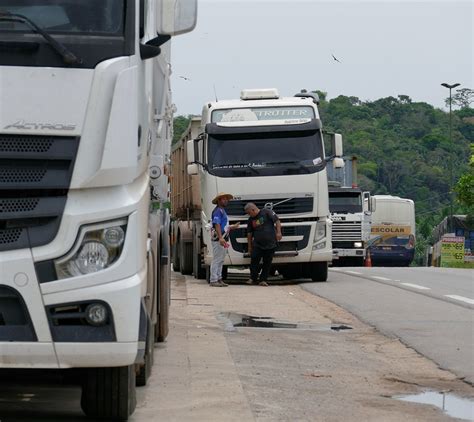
[186,89,344,282]
[0,1,196,420]
[327,157,375,266]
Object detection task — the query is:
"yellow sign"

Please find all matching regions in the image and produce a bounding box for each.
[440,236,465,267]
[371,225,411,235]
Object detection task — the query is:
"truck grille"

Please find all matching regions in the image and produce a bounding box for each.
[229,225,311,253]
[226,197,313,217]
[0,134,79,252]
[332,221,362,242]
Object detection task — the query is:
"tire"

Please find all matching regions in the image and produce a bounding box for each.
[156,236,170,343]
[280,264,302,280]
[172,237,180,273]
[310,262,328,282]
[179,239,193,275]
[81,365,136,421]
[136,317,154,387]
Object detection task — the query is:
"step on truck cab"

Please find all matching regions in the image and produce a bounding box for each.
[0,1,196,420]
[182,89,345,282]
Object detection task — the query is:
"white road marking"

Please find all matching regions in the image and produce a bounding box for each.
[401,283,431,290]
[345,271,362,275]
[330,268,342,271]
[444,295,474,305]
[372,276,392,281]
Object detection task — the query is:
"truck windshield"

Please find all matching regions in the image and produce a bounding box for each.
[207,129,325,177]
[329,192,363,213]
[0,1,125,35]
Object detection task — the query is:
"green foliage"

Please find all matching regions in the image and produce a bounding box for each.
[172,115,192,145]
[452,88,474,109]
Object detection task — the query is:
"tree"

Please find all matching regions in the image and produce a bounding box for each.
[447,88,474,109]
[173,115,192,144]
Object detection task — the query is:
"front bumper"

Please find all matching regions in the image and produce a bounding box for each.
[0,258,145,369]
[333,248,366,258]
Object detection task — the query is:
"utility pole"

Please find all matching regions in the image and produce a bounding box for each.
[441,82,460,233]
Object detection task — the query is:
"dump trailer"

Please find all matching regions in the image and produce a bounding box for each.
[170,117,206,279]
[175,89,346,282]
[0,1,196,420]
[327,157,374,266]
[369,195,416,266]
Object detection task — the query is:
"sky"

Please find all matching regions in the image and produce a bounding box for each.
[170,0,473,116]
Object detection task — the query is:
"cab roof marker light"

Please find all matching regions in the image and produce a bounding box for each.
[241,89,279,100]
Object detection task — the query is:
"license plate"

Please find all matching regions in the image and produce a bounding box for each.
[383,247,391,251]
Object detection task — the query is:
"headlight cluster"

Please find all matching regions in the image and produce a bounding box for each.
[354,241,363,248]
[55,219,127,279]
[314,221,326,243]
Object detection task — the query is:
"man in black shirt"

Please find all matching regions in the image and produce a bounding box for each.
[245,203,282,286]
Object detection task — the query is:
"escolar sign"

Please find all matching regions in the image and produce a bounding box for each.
[371,225,411,235]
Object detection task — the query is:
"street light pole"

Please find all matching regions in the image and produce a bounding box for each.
[441,82,460,233]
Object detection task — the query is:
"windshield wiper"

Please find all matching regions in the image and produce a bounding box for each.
[0,11,82,65]
[266,161,312,174]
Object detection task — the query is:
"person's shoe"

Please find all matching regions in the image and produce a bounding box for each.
[218,279,229,286]
[210,281,227,287]
[245,279,256,285]
[259,281,269,287]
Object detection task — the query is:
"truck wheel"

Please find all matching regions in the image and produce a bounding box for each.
[172,239,180,272]
[81,365,136,421]
[137,317,154,386]
[179,240,193,275]
[156,236,170,342]
[280,265,302,280]
[310,262,328,282]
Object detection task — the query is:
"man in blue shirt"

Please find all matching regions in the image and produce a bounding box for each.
[210,192,239,287]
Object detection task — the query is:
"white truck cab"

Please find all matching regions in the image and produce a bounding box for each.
[0,1,196,420]
[186,89,344,282]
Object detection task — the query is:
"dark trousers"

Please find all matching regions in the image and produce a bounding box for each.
[250,247,275,282]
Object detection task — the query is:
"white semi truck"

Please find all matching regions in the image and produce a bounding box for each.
[176,89,344,282]
[0,1,196,420]
[327,157,375,266]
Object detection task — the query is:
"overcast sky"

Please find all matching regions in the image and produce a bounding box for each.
[171,0,473,115]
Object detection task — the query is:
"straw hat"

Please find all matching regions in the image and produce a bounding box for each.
[212,192,234,204]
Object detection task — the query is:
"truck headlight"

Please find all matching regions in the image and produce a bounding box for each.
[55,219,127,279]
[314,221,326,243]
[354,241,363,248]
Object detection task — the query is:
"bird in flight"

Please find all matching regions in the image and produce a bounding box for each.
[179,75,191,81]
[332,54,341,63]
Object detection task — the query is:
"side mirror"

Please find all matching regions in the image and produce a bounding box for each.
[333,157,345,169]
[187,163,198,175]
[370,197,377,212]
[332,133,343,157]
[186,139,195,164]
[156,0,198,36]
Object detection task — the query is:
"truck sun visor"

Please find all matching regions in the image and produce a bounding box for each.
[205,119,322,136]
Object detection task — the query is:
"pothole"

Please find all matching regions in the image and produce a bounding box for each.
[394,391,474,421]
[218,312,353,331]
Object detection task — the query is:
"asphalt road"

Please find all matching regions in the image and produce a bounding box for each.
[302,267,474,384]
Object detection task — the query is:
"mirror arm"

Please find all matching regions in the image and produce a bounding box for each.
[147,34,171,48]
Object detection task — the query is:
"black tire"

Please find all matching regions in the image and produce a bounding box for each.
[81,365,136,421]
[172,236,180,273]
[156,236,170,343]
[280,264,302,280]
[136,317,154,387]
[310,262,328,282]
[179,239,193,275]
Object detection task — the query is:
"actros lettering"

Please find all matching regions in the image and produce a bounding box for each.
[4,120,76,131]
